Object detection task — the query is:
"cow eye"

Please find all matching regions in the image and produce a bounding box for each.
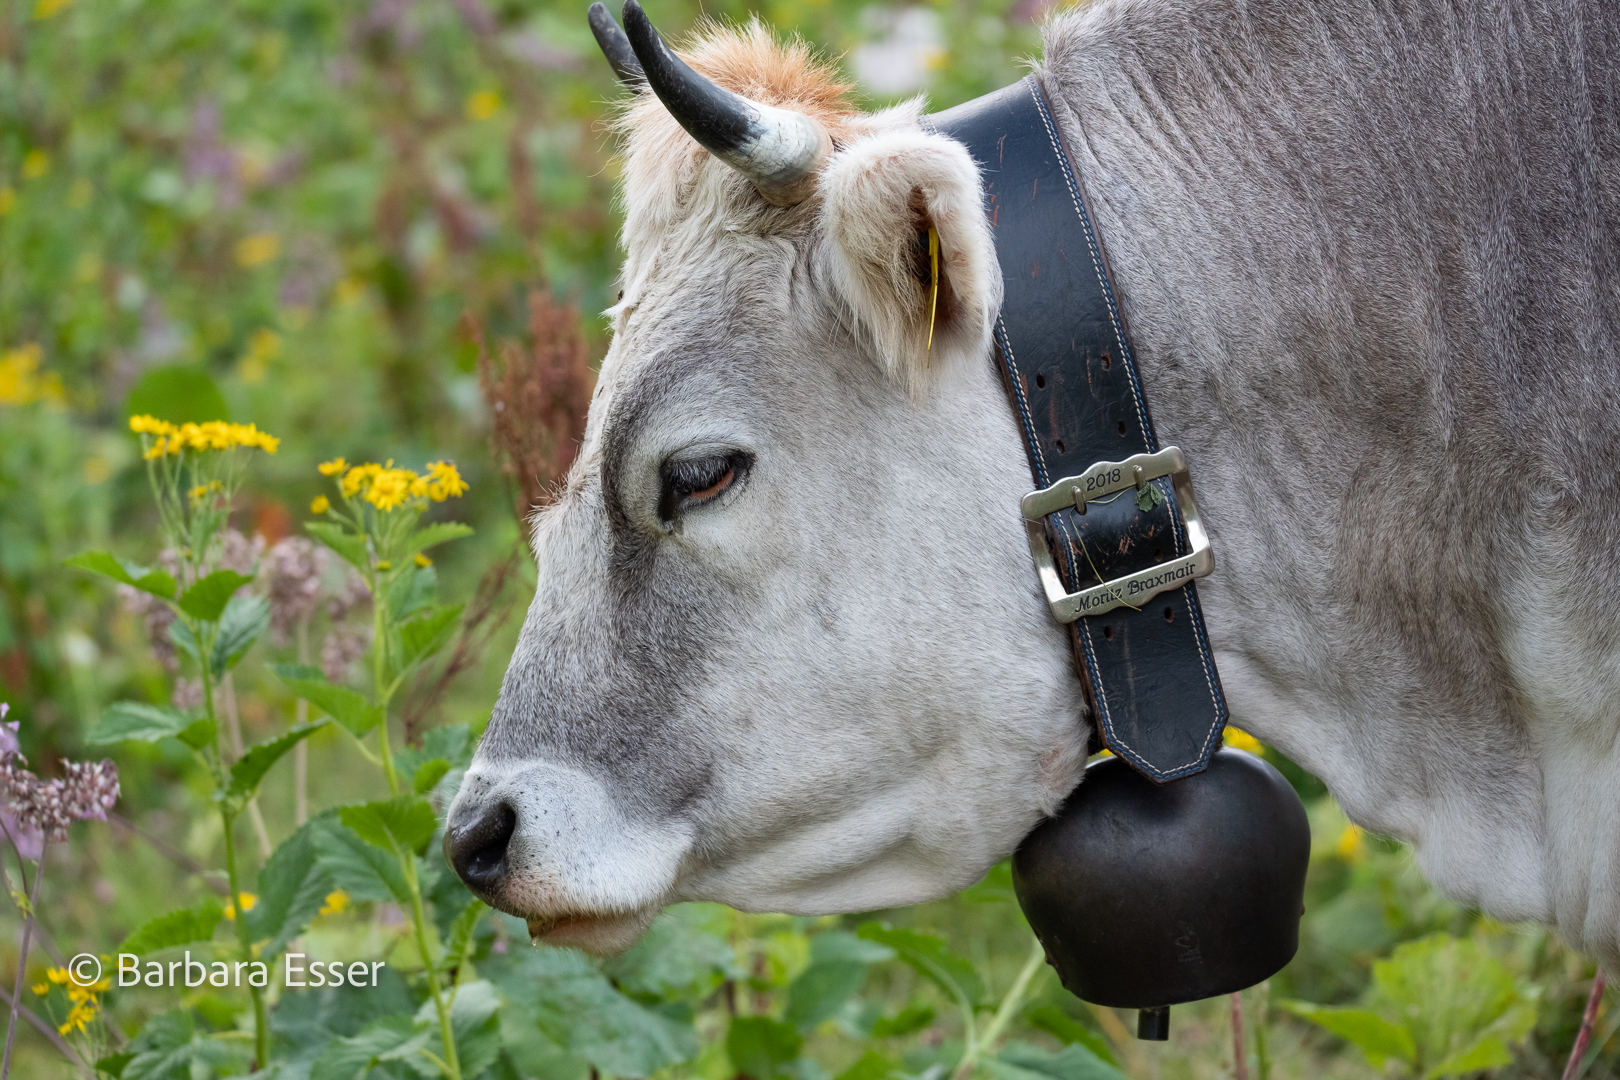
[658,452,750,524]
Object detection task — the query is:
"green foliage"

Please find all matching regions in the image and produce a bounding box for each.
[119,898,224,955]
[176,569,253,621]
[87,701,210,748]
[64,552,177,600]
[338,795,439,856]
[226,721,327,801]
[270,663,383,736]
[1284,933,1540,1077]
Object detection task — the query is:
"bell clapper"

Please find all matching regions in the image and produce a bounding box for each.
[1137,1006,1170,1041]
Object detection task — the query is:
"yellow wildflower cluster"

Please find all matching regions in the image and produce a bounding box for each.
[1222,727,1264,754]
[223,892,258,920]
[0,343,66,407]
[318,889,350,918]
[321,458,468,512]
[34,965,110,1035]
[129,415,281,459]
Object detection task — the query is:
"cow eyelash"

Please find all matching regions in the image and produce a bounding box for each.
[657,452,751,523]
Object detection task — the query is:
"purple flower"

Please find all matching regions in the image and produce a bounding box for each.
[0,705,120,852]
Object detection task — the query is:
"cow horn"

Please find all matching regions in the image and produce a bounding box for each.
[619,0,831,207]
[588,3,645,88]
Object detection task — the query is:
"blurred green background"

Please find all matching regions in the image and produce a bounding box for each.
[0,0,1613,1076]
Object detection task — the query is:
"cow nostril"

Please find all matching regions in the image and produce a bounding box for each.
[447,802,517,891]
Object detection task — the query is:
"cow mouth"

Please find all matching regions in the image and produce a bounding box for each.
[524,907,658,954]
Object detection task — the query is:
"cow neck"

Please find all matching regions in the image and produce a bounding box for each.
[925,76,1229,783]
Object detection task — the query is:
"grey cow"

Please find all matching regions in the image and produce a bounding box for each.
[445,0,1620,971]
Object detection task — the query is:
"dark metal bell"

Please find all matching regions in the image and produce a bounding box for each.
[1012,747,1310,1039]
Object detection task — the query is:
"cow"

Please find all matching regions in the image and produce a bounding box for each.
[445,0,1620,970]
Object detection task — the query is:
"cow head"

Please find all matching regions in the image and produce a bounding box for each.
[444,4,1089,954]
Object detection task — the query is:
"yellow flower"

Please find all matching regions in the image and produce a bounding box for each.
[239,327,281,384]
[414,553,431,568]
[33,0,71,18]
[1335,823,1367,864]
[318,889,349,917]
[424,460,468,501]
[318,457,348,477]
[1223,728,1264,754]
[465,90,501,121]
[21,149,49,179]
[311,495,331,514]
[132,418,279,457]
[46,967,69,985]
[363,468,417,512]
[223,892,257,920]
[188,481,223,505]
[31,983,46,997]
[375,560,392,571]
[128,414,175,436]
[340,462,381,497]
[57,1002,94,1036]
[234,232,279,268]
[0,343,64,407]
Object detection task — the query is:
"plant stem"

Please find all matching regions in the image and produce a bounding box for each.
[204,646,267,1069]
[223,672,273,859]
[952,936,1047,1080]
[1253,980,1270,1080]
[294,618,310,826]
[221,810,268,1069]
[0,982,93,1079]
[1230,992,1248,1080]
[369,575,458,1079]
[2,840,48,1080]
[1562,970,1608,1080]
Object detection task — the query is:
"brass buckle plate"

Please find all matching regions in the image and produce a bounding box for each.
[1020,446,1214,623]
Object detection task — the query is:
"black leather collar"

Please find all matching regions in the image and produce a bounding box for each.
[927,77,1229,783]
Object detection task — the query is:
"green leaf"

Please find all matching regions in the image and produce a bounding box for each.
[65,551,177,600]
[227,721,328,802]
[387,563,437,621]
[304,521,370,574]
[783,933,891,1032]
[310,1015,430,1080]
[176,716,217,751]
[1426,1035,1513,1079]
[126,365,228,425]
[310,813,410,904]
[121,1008,243,1080]
[338,794,437,855]
[1135,483,1165,512]
[118,897,224,955]
[209,594,269,672]
[871,1005,935,1039]
[93,1051,134,1078]
[857,922,985,1007]
[412,757,452,794]
[835,1050,900,1080]
[785,960,867,1031]
[1026,1006,1117,1067]
[990,1041,1125,1080]
[404,521,474,557]
[416,979,504,1078]
[490,944,699,1076]
[245,820,337,962]
[1279,1002,1417,1067]
[176,569,253,621]
[399,603,463,668]
[169,619,199,663]
[726,1016,803,1080]
[601,903,742,1003]
[86,702,196,745]
[270,663,383,737]
[395,723,475,782]
[443,898,487,972]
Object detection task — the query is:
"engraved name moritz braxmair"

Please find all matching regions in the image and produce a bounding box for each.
[1069,558,1201,613]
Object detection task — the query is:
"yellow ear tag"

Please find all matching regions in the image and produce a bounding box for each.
[926,226,940,355]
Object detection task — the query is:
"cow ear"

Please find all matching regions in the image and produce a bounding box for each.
[818,129,1001,393]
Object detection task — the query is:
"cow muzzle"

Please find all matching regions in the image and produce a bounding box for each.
[443,759,693,954]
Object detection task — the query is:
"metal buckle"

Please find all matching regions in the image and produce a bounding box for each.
[1020,446,1214,623]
